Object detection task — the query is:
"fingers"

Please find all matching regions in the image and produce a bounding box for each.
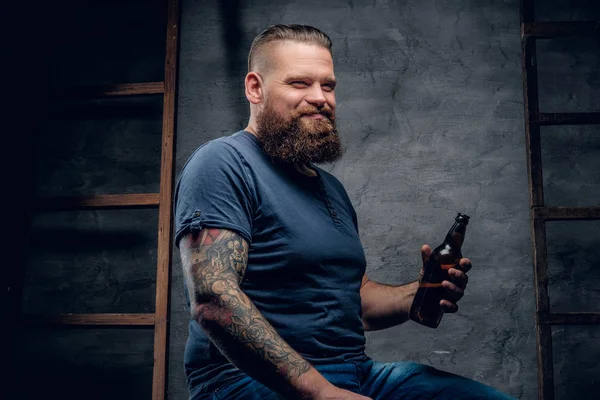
[442,267,469,313]
[440,299,459,313]
[420,250,471,315]
[418,245,432,281]
[442,279,464,302]
[447,268,468,289]
[457,257,472,273]
[440,281,464,313]
[420,244,432,266]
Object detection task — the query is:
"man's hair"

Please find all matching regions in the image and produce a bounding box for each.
[248,24,332,72]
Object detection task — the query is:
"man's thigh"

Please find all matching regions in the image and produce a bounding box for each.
[192,362,362,400]
[360,360,516,400]
[191,376,285,400]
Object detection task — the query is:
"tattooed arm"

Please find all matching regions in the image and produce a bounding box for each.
[180,228,368,400]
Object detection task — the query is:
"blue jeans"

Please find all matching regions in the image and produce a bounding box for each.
[193,359,515,399]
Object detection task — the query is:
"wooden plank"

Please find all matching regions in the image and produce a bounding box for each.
[531,219,551,322]
[520,0,534,24]
[537,324,554,400]
[58,82,165,99]
[152,0,179,399]
[532,216,553,400]
[540,312,600,325]
[533,206,600,221]
[523,21,600,39]
[536,112,600,126]
[522,36,544,207]
[24,313,155,327]
[520,3,554,396]
[531,216,554,400]
[35,193,160,211]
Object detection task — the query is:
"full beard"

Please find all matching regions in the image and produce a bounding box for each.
[255,100,343,164]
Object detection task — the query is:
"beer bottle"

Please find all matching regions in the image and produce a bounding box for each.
[409,213,470,328]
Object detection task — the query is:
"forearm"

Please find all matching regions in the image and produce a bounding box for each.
[194,288,328,399]
[360,279,419,331]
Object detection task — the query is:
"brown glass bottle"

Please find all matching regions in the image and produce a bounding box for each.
[409,213,470,328]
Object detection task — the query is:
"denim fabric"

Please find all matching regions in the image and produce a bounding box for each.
[191,359,515,400]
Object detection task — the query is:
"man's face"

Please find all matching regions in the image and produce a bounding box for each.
[255,41,342,164]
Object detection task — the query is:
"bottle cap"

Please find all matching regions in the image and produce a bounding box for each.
[456,213,470,223]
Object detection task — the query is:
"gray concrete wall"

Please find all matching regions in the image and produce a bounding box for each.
[169,1,599,399]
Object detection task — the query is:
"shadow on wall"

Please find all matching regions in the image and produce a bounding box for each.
[16,327,154,400]
[219,0,249,127]
[29,229,148,252]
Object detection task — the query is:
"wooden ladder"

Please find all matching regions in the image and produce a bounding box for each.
[20,1,180,399]
[520,1,600,399]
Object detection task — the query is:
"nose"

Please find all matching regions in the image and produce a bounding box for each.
[305,84,327,107]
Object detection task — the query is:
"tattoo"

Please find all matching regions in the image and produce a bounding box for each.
[179,229,310,383]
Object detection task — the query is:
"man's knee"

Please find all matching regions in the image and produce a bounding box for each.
[370,361,514,399]
[383,361,441,378]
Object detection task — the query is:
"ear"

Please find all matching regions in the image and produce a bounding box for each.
[245,72,264,105]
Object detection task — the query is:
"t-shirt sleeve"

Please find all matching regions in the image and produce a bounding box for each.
[173,140,254,248]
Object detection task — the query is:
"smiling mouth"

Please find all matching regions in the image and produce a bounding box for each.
[303,113,326,120]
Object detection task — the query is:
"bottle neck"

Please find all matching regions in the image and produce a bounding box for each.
[445,220,467,247]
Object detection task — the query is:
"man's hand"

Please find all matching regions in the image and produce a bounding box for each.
[420,245,472,313]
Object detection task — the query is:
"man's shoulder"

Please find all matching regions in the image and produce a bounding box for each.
[185,130,261,169]
[194,130,250,154]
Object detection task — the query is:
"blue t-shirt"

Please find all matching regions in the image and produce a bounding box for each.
[174,130,368,396]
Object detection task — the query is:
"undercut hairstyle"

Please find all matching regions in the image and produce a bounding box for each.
[248,24,333,73]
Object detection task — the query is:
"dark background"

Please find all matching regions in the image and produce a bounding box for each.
[7,1,599,399]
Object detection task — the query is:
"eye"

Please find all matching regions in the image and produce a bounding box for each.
[291,81,309,88]
[322,84,335,92]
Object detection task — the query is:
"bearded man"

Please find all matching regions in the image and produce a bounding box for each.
[174,24,514,400]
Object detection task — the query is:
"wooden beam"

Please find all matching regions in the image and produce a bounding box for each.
[24,313,155,327]
[35,193,160,212]
[536,324,554,400]
[520,3,554,395]
[540,312,600,325]
[533,206,600,221]
[529,205,555,400]
[520,0,534,24]
[522,21,600,39]
[522,36,544,207]
[533,217,554,400]
[152,0,179,399]
[57,82,165,99]
[536,112,600,126]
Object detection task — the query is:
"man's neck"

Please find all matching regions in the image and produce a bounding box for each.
[245,125,258,137]
[294,163,318,177]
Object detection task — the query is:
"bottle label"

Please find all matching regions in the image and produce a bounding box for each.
[440,264,457,270]
[418,282,443,288]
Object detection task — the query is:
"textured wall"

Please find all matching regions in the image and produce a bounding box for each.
[13,0,599,399]
[170,1,600,399]
[171,0,531,398]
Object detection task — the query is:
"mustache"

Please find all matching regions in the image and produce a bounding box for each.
[295,106,334,120]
